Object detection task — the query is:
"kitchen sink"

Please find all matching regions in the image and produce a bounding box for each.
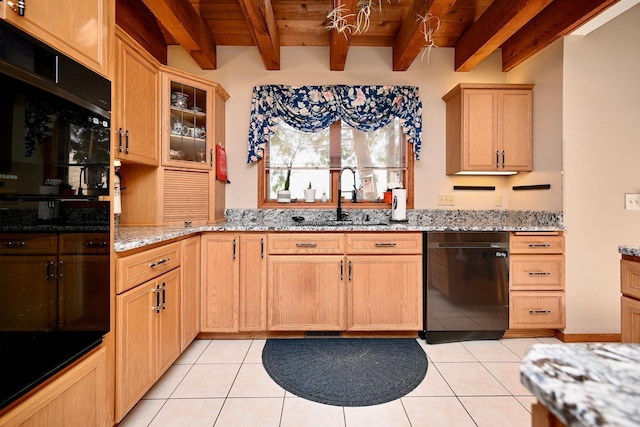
[292,220,388,227]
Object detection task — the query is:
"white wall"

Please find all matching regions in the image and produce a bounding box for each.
[168,43,562,210]
[562,3,640,333]
[507,40,564,212]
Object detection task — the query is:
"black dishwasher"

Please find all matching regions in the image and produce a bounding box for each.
[422,232,509,344]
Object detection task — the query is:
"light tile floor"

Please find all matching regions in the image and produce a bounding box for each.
[119,337,562,427]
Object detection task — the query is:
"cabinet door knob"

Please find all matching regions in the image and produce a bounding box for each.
[7,1,25,16]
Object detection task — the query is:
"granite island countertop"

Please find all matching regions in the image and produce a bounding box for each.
[521,343,640,427]
[114,209,564,252]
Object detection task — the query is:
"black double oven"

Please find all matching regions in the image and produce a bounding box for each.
[0,20,111,409]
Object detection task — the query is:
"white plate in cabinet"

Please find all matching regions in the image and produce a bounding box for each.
[509,291,565,329]
[510,255,565,291]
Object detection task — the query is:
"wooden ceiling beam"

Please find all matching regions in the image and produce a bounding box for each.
[392,0,455,71]
[238,0,281,70]
[140,0,217,69]
[501,0,620,72]
[329,0,358,71]
[454,0,553,72]
[116,0,168,65]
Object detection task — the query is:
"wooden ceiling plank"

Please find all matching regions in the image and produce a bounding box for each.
[454,0,553,72]
[329,0,358,71]
[141,0,217,69]
[238,0,281,70]
[392,0,456,71]
[501,0,620,71]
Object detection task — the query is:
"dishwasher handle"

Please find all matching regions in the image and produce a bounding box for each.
[437,242,506,249]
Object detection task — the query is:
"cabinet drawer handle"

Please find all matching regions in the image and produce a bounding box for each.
[84,241,108,248]
[149,258,169,267]
[374,242,397,247]
[528,243,551,248]
[2,241,26,248]
[295,243,317,247]
[528,309,551,314]
[153,285,161,313]
[528,271,551,276]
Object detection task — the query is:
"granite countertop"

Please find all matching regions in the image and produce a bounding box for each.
[619,245,640,257]
[114,209,564,252]
[521,343,640,427]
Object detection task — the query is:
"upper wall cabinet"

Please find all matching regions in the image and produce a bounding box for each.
[160,67,229,171]
[443,84,534,175]
[114,27,159,166]
[1,0,113,77]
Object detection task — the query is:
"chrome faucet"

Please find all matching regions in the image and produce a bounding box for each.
[337,167,357,221]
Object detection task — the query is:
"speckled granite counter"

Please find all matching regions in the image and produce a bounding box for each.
[114,209,564,252]
[619,245,640,257]
[521,343,640,427]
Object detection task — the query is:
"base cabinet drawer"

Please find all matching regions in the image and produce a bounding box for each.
[116,242,181,293]
[510,234,565,254]
[510,255,565,290]
[509,292,565,329]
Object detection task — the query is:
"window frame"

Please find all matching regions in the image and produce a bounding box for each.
[257,122,414,209]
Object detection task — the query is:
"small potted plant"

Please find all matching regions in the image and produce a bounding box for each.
[304,181,316,203]
[276,168,292,202]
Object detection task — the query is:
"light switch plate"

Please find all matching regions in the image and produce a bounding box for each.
[438,194,454,206]
[625,193,640,210]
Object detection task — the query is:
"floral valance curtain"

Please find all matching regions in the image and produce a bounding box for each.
[247,85,423,163]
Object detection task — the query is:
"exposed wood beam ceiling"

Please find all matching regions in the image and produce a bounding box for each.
[119,0,622,72]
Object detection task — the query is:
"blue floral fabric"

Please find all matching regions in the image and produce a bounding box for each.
[247,85,423,163]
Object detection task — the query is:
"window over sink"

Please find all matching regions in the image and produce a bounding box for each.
[248,85,422,208]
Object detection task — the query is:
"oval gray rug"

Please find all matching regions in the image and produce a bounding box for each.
[262,338,428,407]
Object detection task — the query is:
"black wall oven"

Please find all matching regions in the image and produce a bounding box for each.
[0,20,111,410]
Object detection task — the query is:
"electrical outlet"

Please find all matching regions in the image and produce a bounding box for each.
[495,195,502,207]
[438,194,455,206]
[625,193,640,210]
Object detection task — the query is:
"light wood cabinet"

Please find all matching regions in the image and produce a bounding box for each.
[509,232,565,330]
[158,67,229,225]
[621,257,640,343]
[115,268,180,421]
[1,0,113,77]
[115,242,182,422]
[346,233,422,331]
[0,346,108,427]
[114,27,159,166]
[181,236,200,351]
[265,232,422,332]
[443,84,534,174]
[200,234,239,332]
[239,234,267,331]
[267,255,345,331]
[347,255,422,331]
[200,233,267,332]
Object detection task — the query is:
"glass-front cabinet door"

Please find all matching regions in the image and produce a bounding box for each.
[161,68,213,170]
